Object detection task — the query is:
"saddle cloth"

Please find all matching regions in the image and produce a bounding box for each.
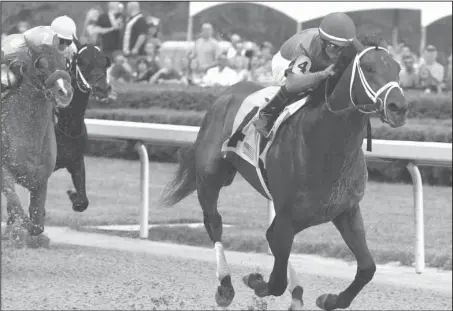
[221,86,308,197]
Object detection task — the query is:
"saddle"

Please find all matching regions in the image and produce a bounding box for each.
[221,86,310,198]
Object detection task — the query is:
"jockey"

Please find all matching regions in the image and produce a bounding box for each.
[253,12,357,137]
[1,15,77,92]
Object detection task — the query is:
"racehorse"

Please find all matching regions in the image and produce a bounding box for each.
[161,34,407,310]
[2,35,74,246]
[54,38,111,212]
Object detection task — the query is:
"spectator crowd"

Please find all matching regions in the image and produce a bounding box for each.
[2,2,452,93]
[393,43,452,93]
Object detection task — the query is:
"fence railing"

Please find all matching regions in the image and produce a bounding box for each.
[85,119,452,274]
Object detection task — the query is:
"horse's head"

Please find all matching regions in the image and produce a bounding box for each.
[327,34,408,128]
[71,38,111,103]
[22,35,74,108]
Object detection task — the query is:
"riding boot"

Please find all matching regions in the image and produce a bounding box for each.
[253,85,293,138]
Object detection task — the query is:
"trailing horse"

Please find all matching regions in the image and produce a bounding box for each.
[53,38,111,212]
[161,34,408,310]
[1,34,74,247]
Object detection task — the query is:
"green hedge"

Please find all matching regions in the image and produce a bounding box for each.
[84,108,452,186]
[92,84,452,119]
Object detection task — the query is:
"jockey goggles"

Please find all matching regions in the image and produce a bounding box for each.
[321,39,346,52]
[58,38,73,51]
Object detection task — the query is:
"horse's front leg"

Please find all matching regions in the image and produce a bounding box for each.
[28,181,49,236]
[243,211,295,298]
[316,204,376,310]
[66,158,89,212]
[27,181,51,248]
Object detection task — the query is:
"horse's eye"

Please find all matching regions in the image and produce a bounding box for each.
[35,57,49,69]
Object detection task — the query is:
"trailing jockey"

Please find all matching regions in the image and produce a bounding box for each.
[253,12,357,137]
[1,15,77,94]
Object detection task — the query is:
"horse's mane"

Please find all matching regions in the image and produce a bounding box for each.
[308,33,388,102]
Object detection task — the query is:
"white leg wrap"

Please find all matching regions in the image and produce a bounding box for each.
[287,261,300,293]
[287,261,304,309]
[215,242,231,281]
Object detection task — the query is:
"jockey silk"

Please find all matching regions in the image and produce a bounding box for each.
[2,26,76,64]
[280,28,332,72]
[272,28,333,85]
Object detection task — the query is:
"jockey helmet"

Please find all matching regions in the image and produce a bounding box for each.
[319,13,356,47]
[51,16,77,40]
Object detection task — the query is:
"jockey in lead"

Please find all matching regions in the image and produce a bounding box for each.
[253,12,357,137]
[1,15,77,92]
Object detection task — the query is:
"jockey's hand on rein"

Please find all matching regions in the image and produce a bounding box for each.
[322,64,336,78]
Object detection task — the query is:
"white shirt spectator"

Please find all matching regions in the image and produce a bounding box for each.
[202,66,238,87]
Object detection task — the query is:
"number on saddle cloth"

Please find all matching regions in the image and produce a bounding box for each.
[227,106,260,148]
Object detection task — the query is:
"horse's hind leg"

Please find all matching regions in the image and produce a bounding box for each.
[316,204,376,311]
[66,158,89,212]
[1,167,29,245]
[196,154,237,307]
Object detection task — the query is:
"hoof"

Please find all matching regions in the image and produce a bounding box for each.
[243,273,268,297]
[27,234,50,249]
[243,273,264,289]
[28,224,44,236]
[215,275,235,307]
[10,226,28,248]
[316,293,339,311]
[67,190,88,212]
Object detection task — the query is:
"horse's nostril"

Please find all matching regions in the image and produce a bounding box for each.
[388,102,398,112]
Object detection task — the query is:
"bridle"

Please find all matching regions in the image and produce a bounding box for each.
[325,46,403,120]
[72,45,105,94]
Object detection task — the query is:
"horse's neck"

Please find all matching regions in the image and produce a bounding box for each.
[303,74,368,154]
[320,107,368,153]
[4,85,53,143]
[58,87,89,130]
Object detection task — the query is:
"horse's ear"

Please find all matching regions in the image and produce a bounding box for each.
[105,56,111,68]
[352,38,364,53]
[73,35,82,50]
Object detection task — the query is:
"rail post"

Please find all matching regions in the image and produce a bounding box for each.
[406,162,425,274]
[134,141,149,239]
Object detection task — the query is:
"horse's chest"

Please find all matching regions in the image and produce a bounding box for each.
[320,157,367,209]
[294,153,367,212]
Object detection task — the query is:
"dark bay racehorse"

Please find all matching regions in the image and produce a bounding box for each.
[162,34,408,310]
[54,38,111,212]
[2,35,74,245]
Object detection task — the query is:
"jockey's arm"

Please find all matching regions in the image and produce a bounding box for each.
[283,54,332,94]
[285,71,329,94]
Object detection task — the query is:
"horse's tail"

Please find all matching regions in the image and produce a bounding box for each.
[161,145,197,207]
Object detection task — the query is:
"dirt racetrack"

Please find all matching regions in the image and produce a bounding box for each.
[2,227,452,310]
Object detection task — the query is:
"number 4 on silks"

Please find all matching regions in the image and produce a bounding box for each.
[289,55,312,75]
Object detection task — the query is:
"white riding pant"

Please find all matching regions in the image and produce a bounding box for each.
[271,51,292,86]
